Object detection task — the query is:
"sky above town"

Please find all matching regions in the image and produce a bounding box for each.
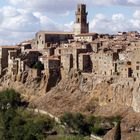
[0,0,140,45]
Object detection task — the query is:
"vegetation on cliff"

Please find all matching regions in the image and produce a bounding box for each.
[60,112,121,137]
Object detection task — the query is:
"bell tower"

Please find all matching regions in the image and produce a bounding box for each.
[73,4,89,35]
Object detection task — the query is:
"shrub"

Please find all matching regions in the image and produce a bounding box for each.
[92,126,106,136]
[0,89,56,140]
[0,89,21,111]
[33,61,44,70]
[60,112,90,135]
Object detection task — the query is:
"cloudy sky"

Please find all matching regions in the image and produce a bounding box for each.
[0,0,140,45]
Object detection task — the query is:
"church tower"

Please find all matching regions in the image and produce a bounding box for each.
[73,4,89,35]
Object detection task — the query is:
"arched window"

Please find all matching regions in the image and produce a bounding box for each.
[78,8,80,12]
[77,18,80,23]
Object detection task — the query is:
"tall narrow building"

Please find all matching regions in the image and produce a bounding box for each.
[73,4,89,35]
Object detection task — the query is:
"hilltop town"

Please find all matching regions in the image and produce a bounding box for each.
[0,4,140,139]
[0,4,139,80]
[0,3,140,107]
[0,4,140,90]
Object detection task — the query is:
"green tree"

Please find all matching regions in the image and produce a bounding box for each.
[0,89,55,140]
[60,112,91,135]
[0,89,21,111]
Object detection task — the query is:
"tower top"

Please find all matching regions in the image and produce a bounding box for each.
[73,3,89,35]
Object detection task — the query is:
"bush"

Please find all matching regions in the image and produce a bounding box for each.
[0,89,56,140]
[33,61,44,70]
[92,126,106,136]
[60,112,121,137]
[0,89,21,111]
[60,112,91,135]
[60,112,74,128]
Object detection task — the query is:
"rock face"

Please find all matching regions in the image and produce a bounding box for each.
[1,70,140,115]
[103,127,116,140]
[0,69,61,101]
[28,71,140,117]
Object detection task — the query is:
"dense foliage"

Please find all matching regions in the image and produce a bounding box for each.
[0,89,121,140]
[0,89,55,140]
[60,112,121,137]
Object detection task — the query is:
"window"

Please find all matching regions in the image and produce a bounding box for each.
[136,66,139,70]
[78,8,80,12]
[39,35,41,39]
[78,18,80,22]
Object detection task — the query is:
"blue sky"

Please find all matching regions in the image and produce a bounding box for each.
[0,0,140,45]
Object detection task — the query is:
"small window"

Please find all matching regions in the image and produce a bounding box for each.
[136,66,139,70]
[78,8,80,12]
[39,35,41,39]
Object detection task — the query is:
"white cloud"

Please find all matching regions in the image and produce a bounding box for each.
[8,0,78,13]
[133,10,140,19]
[0,5,73,45]
[90,12,140,33]
[112,13,125,21]
[0,0,140,45]
[128,0,140,5]
[8,0,140,14]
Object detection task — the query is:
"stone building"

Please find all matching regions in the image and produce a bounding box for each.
[117,60,132,78]
[74,33,98,42]
[32,31,73,52]
[8,58,25,76]
[78,53,92,72]
[19,40,32,52]
[60,54,73,77]
[0,46,21,76]
[91,50,119,76]
[131,48,140,78]
[39,55,60,72]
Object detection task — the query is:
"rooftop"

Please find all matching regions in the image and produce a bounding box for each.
[75,33,98,36]
[37,31,74,35]
[0,46,20,49]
